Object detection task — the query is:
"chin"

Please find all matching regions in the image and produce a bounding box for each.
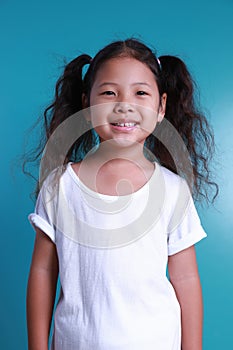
[105,137,140,148]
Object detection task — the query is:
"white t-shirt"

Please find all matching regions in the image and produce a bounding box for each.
[29,162,207,350]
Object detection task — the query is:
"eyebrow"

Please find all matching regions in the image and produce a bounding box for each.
[98,82,152,88]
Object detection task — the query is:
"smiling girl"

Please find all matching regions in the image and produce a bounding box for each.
[26,38,217,350]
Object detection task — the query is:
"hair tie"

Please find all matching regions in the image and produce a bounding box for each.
[157,58,162,71]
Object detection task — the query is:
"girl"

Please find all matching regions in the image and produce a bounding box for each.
[26,38,217,350]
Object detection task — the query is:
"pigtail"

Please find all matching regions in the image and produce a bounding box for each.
[24,54,93,196]
[45,54,92,137]
[154,55,218,202]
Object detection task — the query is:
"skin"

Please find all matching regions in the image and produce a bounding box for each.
[79,57,167,195]
[27,228,58,350]
[88,57,166,145]
[27,57,203,349]
[168,246,203,350]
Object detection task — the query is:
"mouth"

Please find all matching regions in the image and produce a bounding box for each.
[109,121,138,132]
[110,122,137,127]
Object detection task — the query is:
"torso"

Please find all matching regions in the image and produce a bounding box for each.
[49,161,182,349]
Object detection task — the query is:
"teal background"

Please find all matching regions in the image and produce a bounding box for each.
[1,0,232,348]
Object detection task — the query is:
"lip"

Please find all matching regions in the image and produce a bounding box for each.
[110,123,138,132]
[109,117,139,124]
[108,116,140,132]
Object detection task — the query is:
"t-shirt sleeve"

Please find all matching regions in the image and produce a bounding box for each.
[28,181,57,243]
[167,178,207,256]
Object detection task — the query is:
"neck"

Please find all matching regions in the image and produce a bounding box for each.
[93,140,146,164]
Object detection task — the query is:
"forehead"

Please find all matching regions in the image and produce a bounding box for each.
[94,57,156,83]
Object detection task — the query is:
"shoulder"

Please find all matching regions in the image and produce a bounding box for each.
[38,163,75,197]
[39,166,64,192]
[159,164,180,181]
[157,163,193,213]
[158,164,185,190]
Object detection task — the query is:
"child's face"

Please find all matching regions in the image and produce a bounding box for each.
[86,57,166,146]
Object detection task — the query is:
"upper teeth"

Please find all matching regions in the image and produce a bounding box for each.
[114,122,136,127]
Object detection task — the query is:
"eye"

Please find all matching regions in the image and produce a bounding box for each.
[101,91,116,96]
[136,91,148,96]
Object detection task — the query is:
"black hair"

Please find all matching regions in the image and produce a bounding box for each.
[23,38,218,203]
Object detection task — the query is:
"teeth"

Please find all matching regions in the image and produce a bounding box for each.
[113,122,136,127]
[125,122,136,127]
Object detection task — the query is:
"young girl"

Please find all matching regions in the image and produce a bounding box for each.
[26,38,217,350]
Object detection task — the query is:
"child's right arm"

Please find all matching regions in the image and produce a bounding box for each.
[27,228,59,350]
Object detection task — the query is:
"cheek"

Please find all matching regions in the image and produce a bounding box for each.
[89,103,113,127]
[137,95,160,112]
[139,107,159,133]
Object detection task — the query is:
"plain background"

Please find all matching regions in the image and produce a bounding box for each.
[1,0,232,348]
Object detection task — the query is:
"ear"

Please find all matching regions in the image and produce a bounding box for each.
[158,93,167,122]
[82,94,91,121]
[82,93,88,108]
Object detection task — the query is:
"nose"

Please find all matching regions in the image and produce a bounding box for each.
[113,101,135,114]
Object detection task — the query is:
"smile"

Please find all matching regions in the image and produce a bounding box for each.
[111,122,137,127]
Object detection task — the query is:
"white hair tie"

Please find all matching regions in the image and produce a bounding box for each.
[157,58,162,71]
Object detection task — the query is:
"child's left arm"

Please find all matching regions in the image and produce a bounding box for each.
[168,245,203,350]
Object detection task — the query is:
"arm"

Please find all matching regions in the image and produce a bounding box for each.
[168,245,203,350]
[27,228,59,350]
